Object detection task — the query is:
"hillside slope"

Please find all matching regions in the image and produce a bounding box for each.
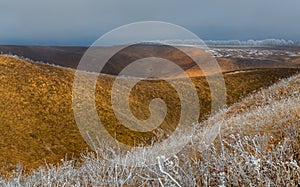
[0,55,87,173]
[0,55,299,174]
[1,67,299,186]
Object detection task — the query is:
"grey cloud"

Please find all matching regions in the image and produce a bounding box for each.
[0,0,300,45]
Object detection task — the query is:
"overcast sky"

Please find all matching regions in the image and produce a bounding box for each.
[1,0,300,46]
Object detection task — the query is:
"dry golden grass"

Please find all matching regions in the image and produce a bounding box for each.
[0,66,298,186]
[0,55,299,177]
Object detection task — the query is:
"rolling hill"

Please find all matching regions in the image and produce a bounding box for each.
[0,57,298,185]
[1,45,299,76]
[0,54,299,175]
